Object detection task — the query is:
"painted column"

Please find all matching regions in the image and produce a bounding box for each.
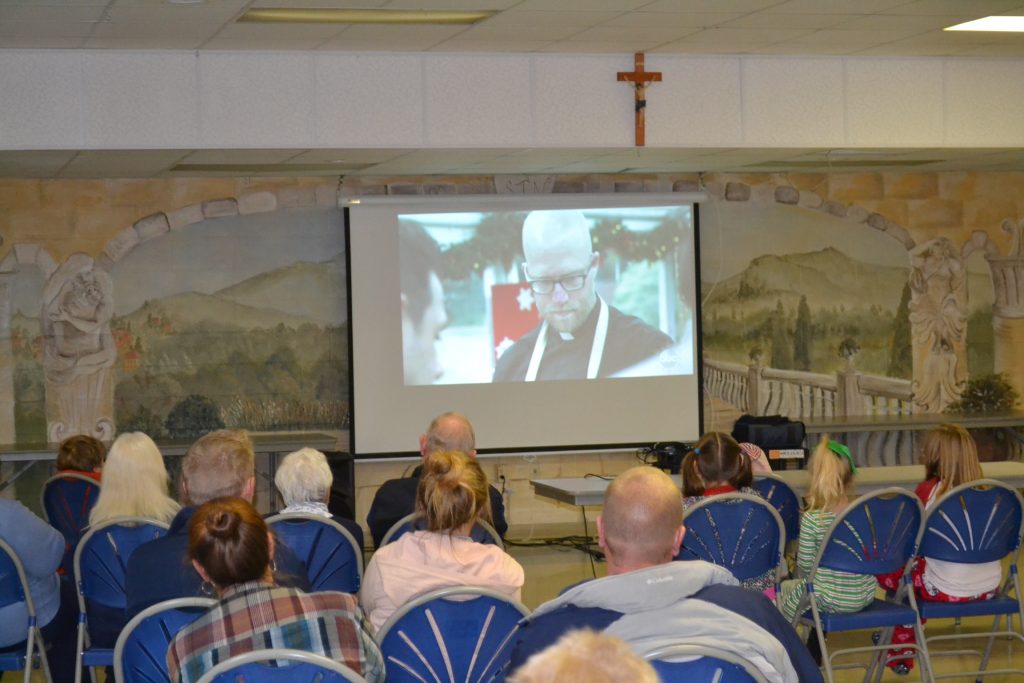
[987,220,1024,401]
[0,273,15,443]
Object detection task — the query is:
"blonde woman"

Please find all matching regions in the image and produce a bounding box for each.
[88,431,180,526]
[360,450,524,631]
[779,437,874,622]
[880,424,999,674]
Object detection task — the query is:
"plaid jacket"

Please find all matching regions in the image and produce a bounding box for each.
[167,581,384,683]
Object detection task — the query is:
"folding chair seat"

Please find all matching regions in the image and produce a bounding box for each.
[266,513,363,593]
[790,487,929,683]
[74,517,169,683]
[752,474,801,544]
[643,643,769,683]
[380,512,504,548]
[193,648,368,683]
[113,597,216,683]
[376,586,529,683]
[913,479,1024,681]
[0,538,52,683]
[676,493,787,604]
[40,472,102,575]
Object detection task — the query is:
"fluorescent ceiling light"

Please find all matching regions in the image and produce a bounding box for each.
[238,8,496,25]
[945,16,1024,31]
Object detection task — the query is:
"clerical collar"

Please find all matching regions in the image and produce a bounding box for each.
[524,297,609,381]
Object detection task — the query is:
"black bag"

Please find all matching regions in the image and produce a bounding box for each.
[731,414,806,469]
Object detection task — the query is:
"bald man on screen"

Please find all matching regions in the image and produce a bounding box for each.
[506,467,822,683]
[492,210,673,382]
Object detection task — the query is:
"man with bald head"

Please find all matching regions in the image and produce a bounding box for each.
[365,412,507,547]
[493,209,673,381]
[507,467,822,683]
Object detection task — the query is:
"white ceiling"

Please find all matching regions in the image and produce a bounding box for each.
[2,0,1024,177]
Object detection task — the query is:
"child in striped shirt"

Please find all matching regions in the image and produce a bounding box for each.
[780,437,875,623]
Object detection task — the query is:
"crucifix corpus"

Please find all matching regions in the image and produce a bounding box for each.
[617,52,662,147]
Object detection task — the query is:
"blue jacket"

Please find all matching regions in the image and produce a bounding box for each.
[125,506,311,619]
[0,499,63,647]
[508,561,822,683]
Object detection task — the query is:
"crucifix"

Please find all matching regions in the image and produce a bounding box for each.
[617,52,662,147]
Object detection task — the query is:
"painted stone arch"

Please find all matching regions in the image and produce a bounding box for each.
[0,244,58,443]
[702,175,979,414]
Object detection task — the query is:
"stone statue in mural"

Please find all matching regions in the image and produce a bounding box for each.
[41,253,116,441]
[908,237,967,413]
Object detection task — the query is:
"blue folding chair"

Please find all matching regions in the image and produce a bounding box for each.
[0,538,52,683]
[74,517,169,683]
[193,649,368,683]
[376,586,529,683]
[266,513,363,594]
[791,487,929,683]
[913,479,1024,681]
[676,493,786,605]
[40,472,102,575]
[752,474,801,544]
[380,512,504,548]
[113,596,216,683]
[643,643,769,683]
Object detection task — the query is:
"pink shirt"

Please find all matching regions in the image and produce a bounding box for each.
[360,530,525,632]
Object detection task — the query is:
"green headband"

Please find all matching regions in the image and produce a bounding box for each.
[827,440,857,474]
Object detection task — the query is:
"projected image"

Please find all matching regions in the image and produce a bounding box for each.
[399,206,696,385]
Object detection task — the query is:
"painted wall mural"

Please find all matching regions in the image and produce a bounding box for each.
[0,172,1022,457]
[0,183,347,445]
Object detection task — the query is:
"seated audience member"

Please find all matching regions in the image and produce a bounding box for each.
[56,434,106,480]
[506,466,822,683]
[681,432,774,596]
[83,432,181,650]
[366,412,507,547]
[166,497,382,683]
[509,629,658,683]
[125,429,310,618]
[360,450,524,631]
[89,431,180,527]
[0,498,80,683]
[273,447,364,549]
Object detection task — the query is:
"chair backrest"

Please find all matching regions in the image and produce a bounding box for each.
[918,478,1023,564]
[40,473,102,573]
[376,586,530,683]
[381,512,504,549]
[677,493,786,582]
[75,517,170,611]
[0,537,49,683]
[643,643,769,683]
[113,597,216,683]
[265,513,363,594]
[751,475,801,542]
[812,487,923,578]
[193,649,368,683]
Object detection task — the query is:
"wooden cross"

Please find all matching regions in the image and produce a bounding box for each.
[617,52,661,147]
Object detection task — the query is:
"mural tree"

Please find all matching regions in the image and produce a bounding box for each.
[794,295,812,371]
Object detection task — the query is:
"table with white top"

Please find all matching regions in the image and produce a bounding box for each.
[530,461,1024,507]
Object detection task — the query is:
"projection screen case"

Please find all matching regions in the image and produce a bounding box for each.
[347,193,703,456]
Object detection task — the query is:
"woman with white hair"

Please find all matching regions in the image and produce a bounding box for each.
[274,447,364,550]
[89,431,179,526]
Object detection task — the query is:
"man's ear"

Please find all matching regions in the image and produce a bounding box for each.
[671,524,686,557]
[267,532,276,563]
[418,434,429,459]
[180,479,190,506]
[242,476,256,502]
[596,515,607,551]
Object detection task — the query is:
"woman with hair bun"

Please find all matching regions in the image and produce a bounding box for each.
[360,450,524,631]
[166,497,383,683]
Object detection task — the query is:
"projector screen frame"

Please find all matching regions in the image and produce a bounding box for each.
[345,193,706,459]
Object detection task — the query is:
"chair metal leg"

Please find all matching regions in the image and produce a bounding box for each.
[975,614,1002,682]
